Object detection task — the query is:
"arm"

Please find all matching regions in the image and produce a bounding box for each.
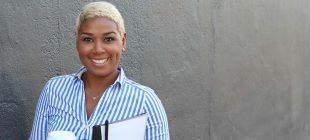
[144,90,170,140]
[29,82,50,140]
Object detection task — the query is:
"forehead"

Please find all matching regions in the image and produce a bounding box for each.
[79,17,118,34]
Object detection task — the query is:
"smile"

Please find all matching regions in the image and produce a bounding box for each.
[92,58,109,64]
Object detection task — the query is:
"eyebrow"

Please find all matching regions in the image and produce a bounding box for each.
[80,31,117,36]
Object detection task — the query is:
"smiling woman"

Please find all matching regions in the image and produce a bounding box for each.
[29,1,170,140]
[76,17,125,84]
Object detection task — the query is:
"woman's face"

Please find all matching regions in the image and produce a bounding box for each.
[76,17,126,79]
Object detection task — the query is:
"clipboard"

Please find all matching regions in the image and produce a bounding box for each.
[92,113,148,140]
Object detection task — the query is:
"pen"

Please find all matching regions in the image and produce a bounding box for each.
[92,125,102,140]
[105,120,109,140]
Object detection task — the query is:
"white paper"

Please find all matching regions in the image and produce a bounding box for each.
[100,113,148,140]
[47,131,76,140]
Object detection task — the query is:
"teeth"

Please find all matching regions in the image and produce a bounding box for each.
[92,58,108,64]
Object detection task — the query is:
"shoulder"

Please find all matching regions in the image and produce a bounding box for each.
[44,73,78,91]
[119,67,160,103]
[40,73,79,101]
[122,78,163,106]
[49,73,76,82]
[123,78,155,95]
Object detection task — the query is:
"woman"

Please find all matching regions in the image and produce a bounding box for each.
[29,1,170,140]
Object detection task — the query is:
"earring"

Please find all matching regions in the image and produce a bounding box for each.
[122,48,125,52]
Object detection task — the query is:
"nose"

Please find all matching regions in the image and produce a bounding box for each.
[93,40,106,54]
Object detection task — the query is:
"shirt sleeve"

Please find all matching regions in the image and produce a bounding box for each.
[144,90,170,140]
[29,81,50,140]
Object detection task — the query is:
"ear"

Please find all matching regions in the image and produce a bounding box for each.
[122,32,127,50]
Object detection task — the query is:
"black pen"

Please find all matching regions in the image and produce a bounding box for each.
[92,125,102,140]
[105,120,109,140]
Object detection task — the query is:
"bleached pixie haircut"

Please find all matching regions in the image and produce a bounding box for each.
[75,1,125,36]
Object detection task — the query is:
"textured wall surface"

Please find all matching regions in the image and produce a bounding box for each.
[1,0,310,140]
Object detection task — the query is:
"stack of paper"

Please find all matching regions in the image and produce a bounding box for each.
[99,113,148,140]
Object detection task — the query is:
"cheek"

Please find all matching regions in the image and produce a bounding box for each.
[115,49,123,57]
[76,48,85,56]
[76,44,90,56]
[110,49,122,62]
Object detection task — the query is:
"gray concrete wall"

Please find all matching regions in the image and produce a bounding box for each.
[1,0,310,140]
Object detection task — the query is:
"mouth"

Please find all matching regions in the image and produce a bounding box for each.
[91,58,109,65]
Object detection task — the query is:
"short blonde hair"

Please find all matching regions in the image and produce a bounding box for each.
[75,1,125,36]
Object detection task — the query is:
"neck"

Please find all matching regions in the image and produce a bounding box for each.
[82,70,119,95]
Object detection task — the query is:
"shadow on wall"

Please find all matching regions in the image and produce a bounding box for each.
[0,72,27,139]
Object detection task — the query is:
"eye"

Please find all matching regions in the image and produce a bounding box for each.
[104,37,115,42]
[82,37,93,42]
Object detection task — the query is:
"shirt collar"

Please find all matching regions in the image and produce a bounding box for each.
[74,66,126,86]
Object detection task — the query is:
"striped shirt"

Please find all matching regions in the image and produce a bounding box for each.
[29,66,170,140]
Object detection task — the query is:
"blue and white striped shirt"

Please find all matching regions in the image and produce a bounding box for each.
[29,66,170,140]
